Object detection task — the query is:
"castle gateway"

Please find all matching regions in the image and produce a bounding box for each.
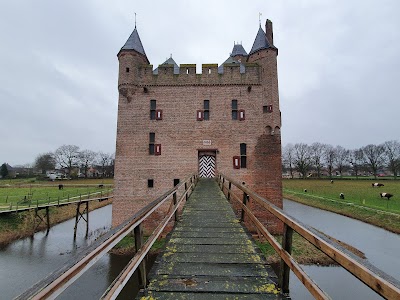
[113,20,283,233]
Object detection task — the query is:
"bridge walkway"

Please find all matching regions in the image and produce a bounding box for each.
[142,178,286,299]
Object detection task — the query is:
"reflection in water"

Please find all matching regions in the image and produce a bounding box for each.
[284,199,400,300]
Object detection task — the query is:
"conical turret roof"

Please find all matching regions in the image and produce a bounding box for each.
[119,26,147,57]
[249,27,274,55]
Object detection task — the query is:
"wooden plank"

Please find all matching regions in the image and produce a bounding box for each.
[153,262,270,277]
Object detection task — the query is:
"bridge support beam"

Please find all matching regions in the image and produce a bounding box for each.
[279,224,293,294]
[74,201,89,238]
[33,206,50,234]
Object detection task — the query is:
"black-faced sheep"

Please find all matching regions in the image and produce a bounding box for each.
[380,192,393,200]
[339,193,345,199]
[58,184,64,190]
[372,183,384,187]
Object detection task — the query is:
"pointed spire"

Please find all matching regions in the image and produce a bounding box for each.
[249,26,272,55]
[120,26,147,56]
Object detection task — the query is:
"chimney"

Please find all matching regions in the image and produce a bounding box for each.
[265,19,274,45]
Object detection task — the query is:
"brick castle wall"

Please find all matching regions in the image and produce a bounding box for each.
[113,24,282,234]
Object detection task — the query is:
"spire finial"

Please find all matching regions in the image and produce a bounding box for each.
[170,53,172,58]
[259,12,262,27]
[134,12,137,29]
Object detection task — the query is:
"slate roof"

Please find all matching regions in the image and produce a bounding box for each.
[218,56,245,74]
[231,44,248,57]
[249,26,274,55]
[119,27,147,57]
[153,57,180,74]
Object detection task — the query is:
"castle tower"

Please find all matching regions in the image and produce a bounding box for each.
[113,19,283,233]
[246,20,282,232]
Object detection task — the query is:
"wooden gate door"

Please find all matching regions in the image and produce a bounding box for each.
[199,155,216,178]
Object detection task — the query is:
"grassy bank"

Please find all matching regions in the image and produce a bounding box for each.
[256,232,366,266]
[0,179,113,212]
[0,199,112,247]
[283,179,400,234]
[110,235,166,256]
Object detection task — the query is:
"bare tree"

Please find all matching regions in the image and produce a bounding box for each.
[53,145,80,177]
[335,145,350,176]
[79,150,97,178]
[383,140,400,179]
[310,142,326,178]
[34,153,56,174]
[97,152,114,178]
[282,144,295,178]
[324,145,336,179]
[349,148,364,178]
[293,143,312,179]
[361,144,385,179]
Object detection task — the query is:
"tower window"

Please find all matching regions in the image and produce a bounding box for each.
[148,179,154,188]
[174,179,180,186]
[150,100,157,120]
[204,100,210,120]
[126,67,130,73]
[240,143,247,168]
[149,132,155,155]
[263,105,273,113]
[232,100,238,120]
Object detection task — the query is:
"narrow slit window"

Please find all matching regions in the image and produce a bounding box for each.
[204,100,210,120]
[126,67,130,73]
[149,132,155,155]
[174,179,180,186]
[150,100,157,120]
[232,100,238,120]
[240,143,247,168]
[148,179,154,188]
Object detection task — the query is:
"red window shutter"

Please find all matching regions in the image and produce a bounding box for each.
[156,109,163,120]
[197,110,204,121]
[155,144,162,155]
[233,156,241,169]
[267,105,273,113]
[239,109,245,121]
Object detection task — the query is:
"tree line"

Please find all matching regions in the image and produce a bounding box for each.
[1,144,115,179]
[282,140,400,179]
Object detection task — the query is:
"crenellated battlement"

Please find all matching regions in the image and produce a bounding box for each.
[132,63,261,86]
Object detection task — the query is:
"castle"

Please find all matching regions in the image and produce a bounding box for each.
[113,19,282,233]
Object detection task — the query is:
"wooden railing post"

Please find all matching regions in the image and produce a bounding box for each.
[279,224,293,294]
[173,192,178,222]
[185,182,188,201]
[134,224,147,288]
[240,191,248,222]
[227,182,232,201]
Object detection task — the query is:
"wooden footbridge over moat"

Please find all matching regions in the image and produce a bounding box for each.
[16,175,400,300]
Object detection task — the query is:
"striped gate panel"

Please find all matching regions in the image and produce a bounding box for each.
[199,156,216,178]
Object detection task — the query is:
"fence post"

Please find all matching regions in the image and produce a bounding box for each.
[134,224,147,288]
[279,224,293,294]
[240,191,248,222]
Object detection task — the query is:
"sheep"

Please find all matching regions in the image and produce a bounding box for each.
[58,184,64,190]
[98,184,104,188]
[380,193,393,200]
[304,189,307,193]
[331,180,334,184]
[339,193,345,199]
[372,183,384,187]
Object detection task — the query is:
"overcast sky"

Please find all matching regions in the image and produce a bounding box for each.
[1,0,399,166]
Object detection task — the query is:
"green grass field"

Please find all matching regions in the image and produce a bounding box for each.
[0,179,114,211]
[283,179,400,213]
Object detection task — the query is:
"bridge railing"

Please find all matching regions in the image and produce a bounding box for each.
[217,173,400,300]
[16,174,198,300]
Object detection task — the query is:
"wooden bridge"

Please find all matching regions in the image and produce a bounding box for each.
[144,178,285,299]
[16,174,400,300]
